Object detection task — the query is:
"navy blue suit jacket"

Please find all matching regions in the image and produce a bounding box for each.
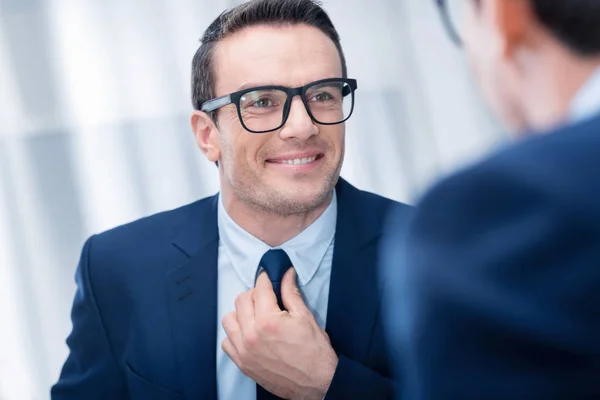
[382,115,600,399]
[52,178,412,400]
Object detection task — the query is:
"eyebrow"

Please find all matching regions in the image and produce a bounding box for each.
[234,76,344,92]
[235,82,274,91]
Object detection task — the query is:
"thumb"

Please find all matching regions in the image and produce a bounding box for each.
[254,271,280,315]
[281,268,310,316]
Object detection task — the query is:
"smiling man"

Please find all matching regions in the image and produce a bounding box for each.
[51,0,412,399]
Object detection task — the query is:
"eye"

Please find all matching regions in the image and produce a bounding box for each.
[310,92,335,102]
[241,92,280,109]
[253,97,274,108]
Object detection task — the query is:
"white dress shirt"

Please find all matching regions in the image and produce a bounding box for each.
[216,192,338,400]
[570,66,600,123]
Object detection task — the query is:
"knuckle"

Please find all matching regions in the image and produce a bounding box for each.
[222,311,236,327]
[299,311,314,321]
[256,316,278,335]
[244,331,260,348]
[234,293,245,308]
[238,346,249,360]
[221,314,230,328]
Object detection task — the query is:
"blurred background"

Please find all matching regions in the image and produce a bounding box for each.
[0,0,503,398]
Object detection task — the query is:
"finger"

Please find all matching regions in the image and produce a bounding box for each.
[222,311,244,351]
[254,271,281,316]
[281,268,311,317]
[221,337,242,367]
[254,270,273,291]
[234,290,256,339]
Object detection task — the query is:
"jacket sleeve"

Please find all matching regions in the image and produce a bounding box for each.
[325,354,395,399]
[51,236,127,399]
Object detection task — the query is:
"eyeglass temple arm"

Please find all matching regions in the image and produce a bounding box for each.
[201,94,232,112]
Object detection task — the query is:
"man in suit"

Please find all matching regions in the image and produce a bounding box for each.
[382,0,600,398]
[52,0,411,399]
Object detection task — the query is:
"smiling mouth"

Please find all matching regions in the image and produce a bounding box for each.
[267,154,324,165]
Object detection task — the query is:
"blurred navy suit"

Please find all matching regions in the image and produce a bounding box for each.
[52,178,411,400]
[382,112,600,399]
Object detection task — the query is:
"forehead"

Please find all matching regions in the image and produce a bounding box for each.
[212,24,343,96]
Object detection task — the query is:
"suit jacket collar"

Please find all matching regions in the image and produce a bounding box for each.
[326,178,386,360]
[333,178,384,246]
[171,195,219,257]
[167,195,219,399]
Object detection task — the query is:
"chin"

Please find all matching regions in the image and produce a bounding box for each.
[284,183,331,202]
[268,181,334,213]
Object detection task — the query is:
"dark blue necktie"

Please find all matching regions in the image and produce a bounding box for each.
[256,249,291,400]
[257,249,292,311]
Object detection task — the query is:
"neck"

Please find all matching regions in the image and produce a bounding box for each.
[519,45,600,133]
[220,190,333,248]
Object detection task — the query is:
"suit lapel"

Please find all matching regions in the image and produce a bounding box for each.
[326,179,384,361]
[167,195,219,400]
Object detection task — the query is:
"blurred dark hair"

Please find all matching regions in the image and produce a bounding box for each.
[191,0,348,111]
[532,0,600,56]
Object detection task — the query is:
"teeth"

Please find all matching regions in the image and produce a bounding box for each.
[281,156,317,165]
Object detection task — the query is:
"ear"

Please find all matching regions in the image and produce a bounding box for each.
[490,0,535,57]
[191,111,221,163]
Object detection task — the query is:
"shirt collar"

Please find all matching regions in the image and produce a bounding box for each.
[569,66,600,124]
[217,191,337,289]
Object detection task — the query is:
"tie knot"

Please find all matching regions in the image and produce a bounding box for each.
[259,249,292,284]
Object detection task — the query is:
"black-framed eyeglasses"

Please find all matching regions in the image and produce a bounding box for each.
[200,78,358,134]
[435,0,468,47]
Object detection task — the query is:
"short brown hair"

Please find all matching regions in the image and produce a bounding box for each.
[531,0,600,56]
[191,0,348,111]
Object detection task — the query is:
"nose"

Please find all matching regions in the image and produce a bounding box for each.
[279,96,318,141]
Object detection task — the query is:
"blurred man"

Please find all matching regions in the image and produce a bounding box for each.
[382,0,600,398]
[385,0,600,400]
[52,0,411,399]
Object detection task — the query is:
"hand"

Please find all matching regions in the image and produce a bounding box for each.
[222,268,338,400]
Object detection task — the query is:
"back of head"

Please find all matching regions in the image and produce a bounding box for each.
[439,0,600,135]
[532,0,600,56]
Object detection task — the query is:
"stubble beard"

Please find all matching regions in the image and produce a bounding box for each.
[228,148,344,218]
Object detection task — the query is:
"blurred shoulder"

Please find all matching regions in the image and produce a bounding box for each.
[416,115,600,229]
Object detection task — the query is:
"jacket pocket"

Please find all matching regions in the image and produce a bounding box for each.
[125,362,184,400]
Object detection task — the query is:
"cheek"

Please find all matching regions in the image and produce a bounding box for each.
[463,11,499,89]
[466,45,492,99]
[238,136,271,171]
[322,126,344,152]
[466,44,525,131]
[218,133,246,173]
[219,113,253,162]
[465,26,505,108]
